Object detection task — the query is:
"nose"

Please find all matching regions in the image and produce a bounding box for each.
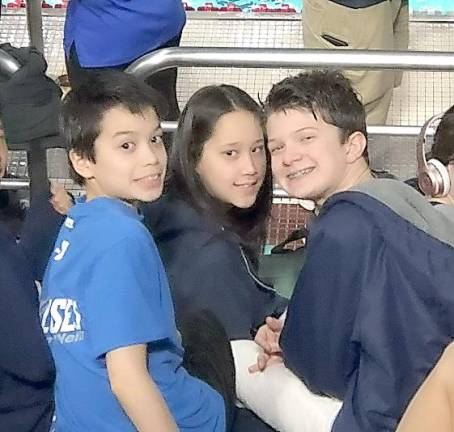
[281,144,302,167]
[241,152,258,175]
[141,142,162,166]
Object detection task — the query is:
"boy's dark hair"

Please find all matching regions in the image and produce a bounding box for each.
[169,84,272,254]
[61,70,167,185]
[264,70,369,162]
[432,104,454,165]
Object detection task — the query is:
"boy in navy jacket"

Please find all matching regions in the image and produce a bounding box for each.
[253,70,454,431]
[0,125,55,431]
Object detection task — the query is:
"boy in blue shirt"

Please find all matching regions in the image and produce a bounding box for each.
[40,70,228,431]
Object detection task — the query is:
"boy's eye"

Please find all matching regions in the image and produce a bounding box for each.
[120,142,135,150]
[150,135,163,144]
[270,144,284,154]
[252,144,264,153]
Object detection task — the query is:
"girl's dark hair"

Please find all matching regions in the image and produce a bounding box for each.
[433,105,454,165]
[169,84,272,252]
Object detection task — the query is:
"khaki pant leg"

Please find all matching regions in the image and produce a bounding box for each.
[302,0,400,124]
[393,0,409,87]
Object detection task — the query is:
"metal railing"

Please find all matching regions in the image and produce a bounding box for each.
[162,121,423,136]
[126,46,454,79]
[0,48,20,76]
[0,124,427,191]
[3,45,451,191]
[26,0,45,54]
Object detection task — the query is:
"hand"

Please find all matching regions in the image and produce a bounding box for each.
[248,351,283,373]
[248,316,285,373]
[50,182,74,215]
[254,316,284,355]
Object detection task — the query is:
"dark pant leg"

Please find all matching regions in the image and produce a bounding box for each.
[232,408,277,432]
[144,34,182,122]
[179,310,236,431]
[65,44,109,90]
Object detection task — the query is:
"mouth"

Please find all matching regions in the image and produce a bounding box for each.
[287,167,315,180]
[234,179,259,189]
[134,173,162,185]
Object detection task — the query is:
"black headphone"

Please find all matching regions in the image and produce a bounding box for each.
[417,113,451,198]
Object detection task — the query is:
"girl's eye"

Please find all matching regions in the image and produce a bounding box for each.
[252,144,264,153]
[151,135,163,145]
[121,142,135,150]
[301,135,315,143]
[224,150,238,157]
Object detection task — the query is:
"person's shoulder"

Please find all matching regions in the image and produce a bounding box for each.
[70,200,151,251]
[0,221,14,244]
[0,222,20,263]
[314,196,374,243]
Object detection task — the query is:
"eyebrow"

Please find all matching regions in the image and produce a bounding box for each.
[113,127,162,137]
[292,127,317,135]
[220,138,264,147]
[268,126,317,143]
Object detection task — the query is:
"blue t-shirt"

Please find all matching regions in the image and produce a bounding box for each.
[40,197,225,432]
[64,0,186,67]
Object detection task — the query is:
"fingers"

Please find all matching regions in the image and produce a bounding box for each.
[49,182,73,215]
[248,353,284,374]
[254,325,272,352]
[248,353,269,374]
[50,180,63,195]
[266,316,284,332]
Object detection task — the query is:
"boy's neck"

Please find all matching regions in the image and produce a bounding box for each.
[84,189,139,209]
[431,193,454,207]
[316,160,373,210]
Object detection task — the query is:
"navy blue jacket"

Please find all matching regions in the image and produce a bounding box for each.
[0,222,55,432]
[281,179,454,432]
[144,194,287,340]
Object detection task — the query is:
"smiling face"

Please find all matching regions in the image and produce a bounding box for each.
[70,106,167,203]
[267,108,367,204]
[196,109,267,209]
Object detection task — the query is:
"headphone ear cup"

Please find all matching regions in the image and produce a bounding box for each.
[422,159,451,197]
[418,166,438,197]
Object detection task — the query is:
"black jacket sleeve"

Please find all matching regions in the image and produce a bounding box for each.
[19,191,65,281]
[168,236,284,340]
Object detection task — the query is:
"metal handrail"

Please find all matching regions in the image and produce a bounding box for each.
[126,47,454,79]
[0,178,29,190]
[0,124,428,191]
[0,48,20,76]
[162,122,422,136]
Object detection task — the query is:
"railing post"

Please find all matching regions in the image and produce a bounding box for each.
[26,0,45,55]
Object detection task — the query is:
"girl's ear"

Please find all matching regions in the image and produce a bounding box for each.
[69,149,95,181]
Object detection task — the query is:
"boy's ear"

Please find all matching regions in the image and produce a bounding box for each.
[344,131,367,164]
[0,133,7,179]
[69,149,95,181]
[448,162,454,182]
